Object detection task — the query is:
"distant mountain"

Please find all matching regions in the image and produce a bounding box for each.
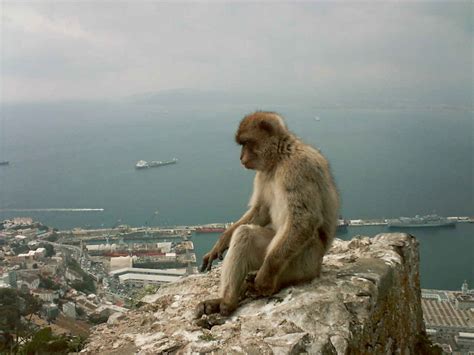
[127,89,289,106]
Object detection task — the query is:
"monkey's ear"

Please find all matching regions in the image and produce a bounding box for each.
[258,120,275,134]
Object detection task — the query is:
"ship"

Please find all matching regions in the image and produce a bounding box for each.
[0,161,9,166]
[387,214,455,228]
[135,158,178,169]
[195,227,226,233]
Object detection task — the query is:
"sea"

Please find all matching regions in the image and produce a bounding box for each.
[0,101,472,290]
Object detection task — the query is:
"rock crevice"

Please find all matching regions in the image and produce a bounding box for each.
[83,233,433,354]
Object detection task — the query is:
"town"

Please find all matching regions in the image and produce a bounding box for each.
[0,217,198,352]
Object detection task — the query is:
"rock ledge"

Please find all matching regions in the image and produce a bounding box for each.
[83,233,432,354]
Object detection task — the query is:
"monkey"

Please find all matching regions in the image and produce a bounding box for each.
[196,111,339,317]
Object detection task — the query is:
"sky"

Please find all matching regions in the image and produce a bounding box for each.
[1,1,472,106]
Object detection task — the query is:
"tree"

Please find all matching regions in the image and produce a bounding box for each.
[39,276,60,290]
[45,233,58,242]
[0,288,42,352]
[41,243,55,257]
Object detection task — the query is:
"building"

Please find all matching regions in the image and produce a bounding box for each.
[110,267,185,287]
[40,261,59,276]
[109,267,187,278]
[17,248,47,261]
[422,282,474,353]
[32,289,59,302]
[14,235,28,242]
[63,302,77,319]
[17,272,40,290]
[455,332,474,352]
[8,270,17,288]
[42,303,59,321]
[156,242,172,253]
[65,268,83,282]
[454,281,474,310]
[118,273,181,287]
[0,273,10,287]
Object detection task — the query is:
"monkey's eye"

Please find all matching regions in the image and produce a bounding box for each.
[243,139,255,147]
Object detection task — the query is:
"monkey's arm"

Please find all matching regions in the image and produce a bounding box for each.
[201,205,269,272]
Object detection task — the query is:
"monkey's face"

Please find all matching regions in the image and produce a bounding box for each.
[235,112,288,171]
[239,138,261,170]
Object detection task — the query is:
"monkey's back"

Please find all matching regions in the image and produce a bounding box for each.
[279,140,339,248]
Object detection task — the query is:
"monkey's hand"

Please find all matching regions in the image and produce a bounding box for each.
[245,270,277,297]
[200,242,227,272]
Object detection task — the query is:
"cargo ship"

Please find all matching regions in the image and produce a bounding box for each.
[135,158,178,169]
[387,214,455,228]
[0,161,9,166]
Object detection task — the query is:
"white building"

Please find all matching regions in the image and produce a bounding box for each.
[118,273,181,287]
[63,302,76,319]
[156,242,172,253]
[109,267,187,278]
[17,274,40,290]
[32,289,59,302]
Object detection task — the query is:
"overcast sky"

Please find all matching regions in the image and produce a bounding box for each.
[1,1,472,105]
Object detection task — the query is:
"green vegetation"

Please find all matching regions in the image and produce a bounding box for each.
[0,289,85,353]
[70,278,95,294]
[21,327,86,354]
[0,288,41,352]
[87,313,108,325]
[44,233,58,242]
[125,284,158,309]
[199,333,217,342]
[40,243,55,257]
[38,276,60,291]
[66,259,96,294]
[11,243,29,256]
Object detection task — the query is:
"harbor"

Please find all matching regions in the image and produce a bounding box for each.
[53,215,474,241]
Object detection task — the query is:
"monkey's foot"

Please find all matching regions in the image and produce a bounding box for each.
[195,298,237,318]
[195,314,226,330]
[245,271,277,297]
[195,298,221,318]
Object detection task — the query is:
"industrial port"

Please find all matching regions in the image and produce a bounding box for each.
[55,215,473,239]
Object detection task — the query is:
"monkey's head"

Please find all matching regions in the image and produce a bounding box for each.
[235,111,290,171]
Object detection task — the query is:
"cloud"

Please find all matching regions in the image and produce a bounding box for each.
[1,1,472,105]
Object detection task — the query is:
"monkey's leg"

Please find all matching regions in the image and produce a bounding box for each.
[219,224,274,315]
[196,225,274,317]
[278,237,326,288]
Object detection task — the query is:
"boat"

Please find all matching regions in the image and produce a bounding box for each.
[387,214,455,228]
[195,227,226,233]
[135,158,178,169]
[0,161,9,166]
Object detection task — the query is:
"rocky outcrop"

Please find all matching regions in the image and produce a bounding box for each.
[83,233,434,354]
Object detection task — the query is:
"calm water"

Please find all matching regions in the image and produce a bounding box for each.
[0,102,472,290]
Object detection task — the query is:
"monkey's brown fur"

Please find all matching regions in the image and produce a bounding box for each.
[197,111,339,317]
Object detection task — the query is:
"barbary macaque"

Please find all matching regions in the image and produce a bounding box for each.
[196,111,339,317]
